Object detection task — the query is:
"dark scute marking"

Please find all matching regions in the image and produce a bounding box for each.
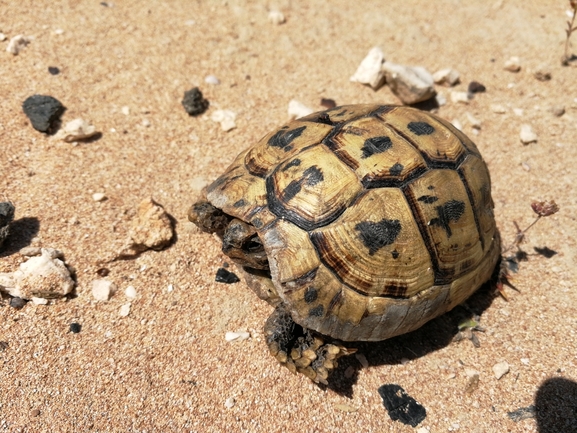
[304,287,318,303]
[308,305,324,317]
[309,112,334,125]
[407,121,435,136]
[282,158,301,171]
[391,250,399,259]
[389,162,404,176]
[384,283,408,297]
[303,166,324,186]
[282,180,302,201]
[417,195,438,204]
[355,219,402,255]
[252,217,263,229]
[233,199,246,208]
[361,136,392,158]
[267,125,307,150]
[327,290,343,312]
[429,199,466,238]
[427,185,435,190]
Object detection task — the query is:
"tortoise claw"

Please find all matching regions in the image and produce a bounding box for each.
[264,305,355,384]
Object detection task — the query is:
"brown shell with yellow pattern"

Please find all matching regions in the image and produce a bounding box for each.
[205,105,500,342]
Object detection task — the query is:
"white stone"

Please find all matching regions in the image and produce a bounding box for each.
[6,35,30,55]
[520,358,530,365]
[224,397,235,408]
[490,104,507,114]
[513,108,524,116]
[288,99,313,119]
[520,124,537,144]
[225,331,250,342]
[121,106,130,115]
[466,112,482,129]
[125,285,137,299]
[435,92,447,106]
[492,361,510,379]
[54,118,99,142]
[119,303,131,317]
[382,62,435,104]
[0,249,74,300]
[210,109,236,132]
[268,10,286,25]
[450,91,470,104]
[92,279,117,301]
[141,118,151,127]
[31,297,48,305]
[92,192,107,202]
[204,75,220,85]
[350,47,386,90]
[432,68,460,86]
[504,56,521,72]
[451,119,463,131]
[0,33,6,42]
[53,28,64,35]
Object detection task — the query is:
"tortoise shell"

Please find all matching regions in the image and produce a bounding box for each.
[204,105,500,342]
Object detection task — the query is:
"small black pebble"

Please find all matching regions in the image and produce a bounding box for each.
[182,87,209,116]
[48,66,60,75]
[468,81,486,94]
[215,268,240,284]
[378,384,426,427]
[0,201,15,248]
[9,297,27,310]
[69,323,82,333]
[22,94,65,133]
[320,98,337,109]
[96,267,110,277]
[0,341,8,351]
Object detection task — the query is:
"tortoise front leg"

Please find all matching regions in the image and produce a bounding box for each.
[264,305,355,384]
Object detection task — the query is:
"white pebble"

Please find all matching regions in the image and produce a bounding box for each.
[349,46,386,90]
[0,33,6,42]
[432,68,460,86]
[121,106,130,115]
[520,358,530,365]
[513,108,524,116]
[204,75,220,85]
[141,118,151,127]
[504,56,521,72]
[382,62,435,104]
[492,361,510,379]
[125,285,137,299]
[451,119,463,131]
[225,331,250,342]
[6,35,30,55]
[520,124,537,144]
[288,99,313,119]
[53,28,64,35]
[54,118,99,142]
[31,297,48,305]
[450,91,470,104]
[167,284,174,292]
[490,104,507,114]
[92,192,107,202]
[210,109,237,132]
[466,112,482,129]
[119,303,131,317]
[268,10,286,25]
[417,428,430,433]
[464,368,480,378]
[224,397,235,408]
[92,279,117,301]
[435,92,447,106]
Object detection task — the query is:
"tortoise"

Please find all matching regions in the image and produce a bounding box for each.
[189,104,500,384]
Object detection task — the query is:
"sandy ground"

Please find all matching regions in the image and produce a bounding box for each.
[1,1,577,432]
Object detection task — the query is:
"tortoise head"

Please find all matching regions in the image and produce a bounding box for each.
[189,201,269,270]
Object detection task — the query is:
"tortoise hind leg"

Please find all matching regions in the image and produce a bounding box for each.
[264,305,355,384]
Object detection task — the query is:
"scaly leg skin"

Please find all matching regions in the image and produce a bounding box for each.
[264,305,355,385]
